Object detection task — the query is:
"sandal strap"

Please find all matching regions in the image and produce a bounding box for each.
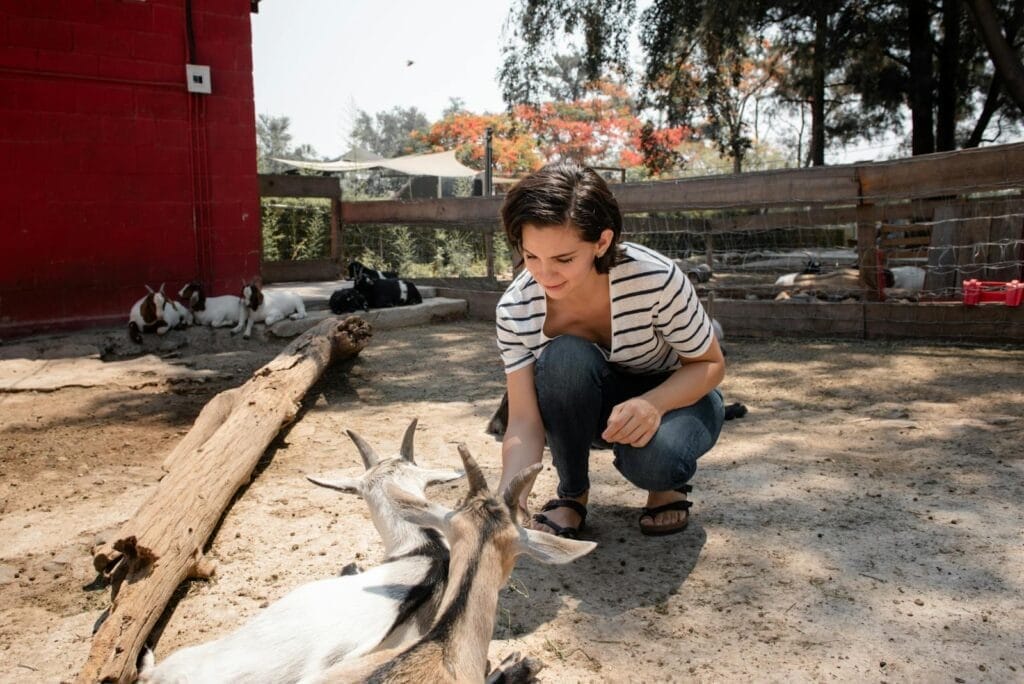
[674,483,693,494]
[531,513,580,539]
[539,498,588,522]
[640,499,693,518]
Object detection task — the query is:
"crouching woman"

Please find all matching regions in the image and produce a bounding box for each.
[495,163,725,538]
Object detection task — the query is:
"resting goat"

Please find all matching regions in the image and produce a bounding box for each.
[162,299,193,330]
[353,272,423,309]
[348,260,398,282]
[138,419,464,684]
[232,281,306,339]
[329,287,370,315]
[178,281,243,328]
[128,284,168,343]
[314,444,596,683]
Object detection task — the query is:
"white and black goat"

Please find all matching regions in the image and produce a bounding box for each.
[162,299,193,330]
[128,284,168,343]
[178,281,243,328]
[314,444,596,684]
[232,281,306,339]
[348,260,398,282]
[138,419,464,684]
[353,272,423,309]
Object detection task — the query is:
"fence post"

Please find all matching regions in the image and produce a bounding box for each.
[484,229,495,279]
[856,165,883,302]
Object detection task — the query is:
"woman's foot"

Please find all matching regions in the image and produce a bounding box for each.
[639,489,691,536]
[525,492,588,537]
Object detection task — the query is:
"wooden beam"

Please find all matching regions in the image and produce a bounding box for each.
[342,196,503,225]
[79,317,372,684]
[857,142,1024,201]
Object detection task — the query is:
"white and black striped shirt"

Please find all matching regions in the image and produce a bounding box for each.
[495,242,713,374]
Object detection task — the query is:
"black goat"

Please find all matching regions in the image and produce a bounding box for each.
[353,273,422,308]
[347,260,398,282]
[329,288,369,314]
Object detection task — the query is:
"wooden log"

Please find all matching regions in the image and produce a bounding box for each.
[79,316,372,684]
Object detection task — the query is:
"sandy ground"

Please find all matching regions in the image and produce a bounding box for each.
[1,319,1022,683]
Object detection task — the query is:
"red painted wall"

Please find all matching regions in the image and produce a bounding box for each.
[0,0,260,338]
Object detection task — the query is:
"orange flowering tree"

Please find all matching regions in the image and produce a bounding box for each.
[415,81,691,178]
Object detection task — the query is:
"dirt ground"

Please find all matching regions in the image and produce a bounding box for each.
[1,319,1022,683]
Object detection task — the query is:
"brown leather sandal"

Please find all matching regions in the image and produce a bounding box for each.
[531,498,588,539]
[639,484,692,537]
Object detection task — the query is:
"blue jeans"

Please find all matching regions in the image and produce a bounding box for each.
[534,335,724,498]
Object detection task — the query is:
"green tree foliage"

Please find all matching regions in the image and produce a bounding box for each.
[257,114,320,173]
[261,199,330,261]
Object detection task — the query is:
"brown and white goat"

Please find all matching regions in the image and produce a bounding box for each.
[128,284,168,343]
[314,445,596,683]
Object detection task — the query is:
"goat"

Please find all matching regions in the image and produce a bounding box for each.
[353,272,423,309]
[348,260,398,282]
[774,254,824,286]
[232,281,306,339]
[162,299,193,330]
[178,281,243,328]
[314,444,596,683]
[128,284,168,343]
[138,419,465,684]
[329,287,370,315]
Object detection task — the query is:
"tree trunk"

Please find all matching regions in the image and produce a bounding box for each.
[965,71,1003,147]
[909,0,936,155]
[78,316,372,683]
[810,6,827,166]
[936,0,961,151]
[965,0,1024,114]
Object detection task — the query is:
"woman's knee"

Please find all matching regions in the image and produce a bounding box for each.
[535,335,607,397]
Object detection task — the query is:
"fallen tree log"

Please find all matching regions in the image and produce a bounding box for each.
[79,316,372,683]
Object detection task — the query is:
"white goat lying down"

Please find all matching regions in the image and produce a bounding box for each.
[128,284,167,343]
[314,445,597,684]
[233,281,306,339]
[138,419,463,684]
[178,281,242,328]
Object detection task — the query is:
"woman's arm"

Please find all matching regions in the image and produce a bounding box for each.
[602,335,726,447]
[497,365,547,510]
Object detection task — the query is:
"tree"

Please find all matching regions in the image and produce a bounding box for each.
[257,114,293,173]
[349,106,432,158]
[965,0,1024,115]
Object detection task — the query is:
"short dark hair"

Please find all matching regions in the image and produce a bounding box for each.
[500,163,625,274]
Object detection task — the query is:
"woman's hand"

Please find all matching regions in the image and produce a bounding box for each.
[602,396,662,447]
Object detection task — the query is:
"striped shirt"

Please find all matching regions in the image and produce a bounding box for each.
[495,242,713,375]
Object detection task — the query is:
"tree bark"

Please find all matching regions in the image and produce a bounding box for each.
[909,0,936,155]
[936,0,961,151]
[78,316,372,683]
[965,0,1024,114]
[810,5,827,167]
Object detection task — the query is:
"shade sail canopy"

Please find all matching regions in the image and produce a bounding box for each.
[273,149,480,177]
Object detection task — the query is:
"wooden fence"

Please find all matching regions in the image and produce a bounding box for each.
[259,142,1024,342]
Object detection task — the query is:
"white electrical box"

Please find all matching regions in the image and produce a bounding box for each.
[186,64,212,94]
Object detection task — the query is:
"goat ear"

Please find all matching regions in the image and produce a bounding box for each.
[384,482,453,535]
[457,444,489,495]
[158,283,165,295]
[399,418,418,463]
[345,429,380,469]
[420,468,464,485]
[145,284,154,293]
[306,474,362,494]
[517,529,597,564]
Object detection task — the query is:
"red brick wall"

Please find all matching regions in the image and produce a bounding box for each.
[0,0,260,337]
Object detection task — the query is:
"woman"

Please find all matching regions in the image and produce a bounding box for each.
[495,163,725,537]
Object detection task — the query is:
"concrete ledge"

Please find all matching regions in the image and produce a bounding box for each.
[268,297,467,338]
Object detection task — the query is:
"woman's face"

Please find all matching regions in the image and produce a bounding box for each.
[521,223,612,300]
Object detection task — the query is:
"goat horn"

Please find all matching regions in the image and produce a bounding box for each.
[145,284,154,293]
[399,418,418,463]
[502,463,542,521]
[457,444,488,495]
[345,429,379,469]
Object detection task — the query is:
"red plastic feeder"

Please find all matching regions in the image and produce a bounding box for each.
[962,279,1023,307]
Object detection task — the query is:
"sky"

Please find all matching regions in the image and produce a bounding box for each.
[249,2,929,166]
[251,1,514,160]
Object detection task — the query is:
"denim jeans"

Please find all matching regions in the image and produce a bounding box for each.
[534,335,724,498]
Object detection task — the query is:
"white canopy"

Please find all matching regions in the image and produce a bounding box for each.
[273,149,480,178]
